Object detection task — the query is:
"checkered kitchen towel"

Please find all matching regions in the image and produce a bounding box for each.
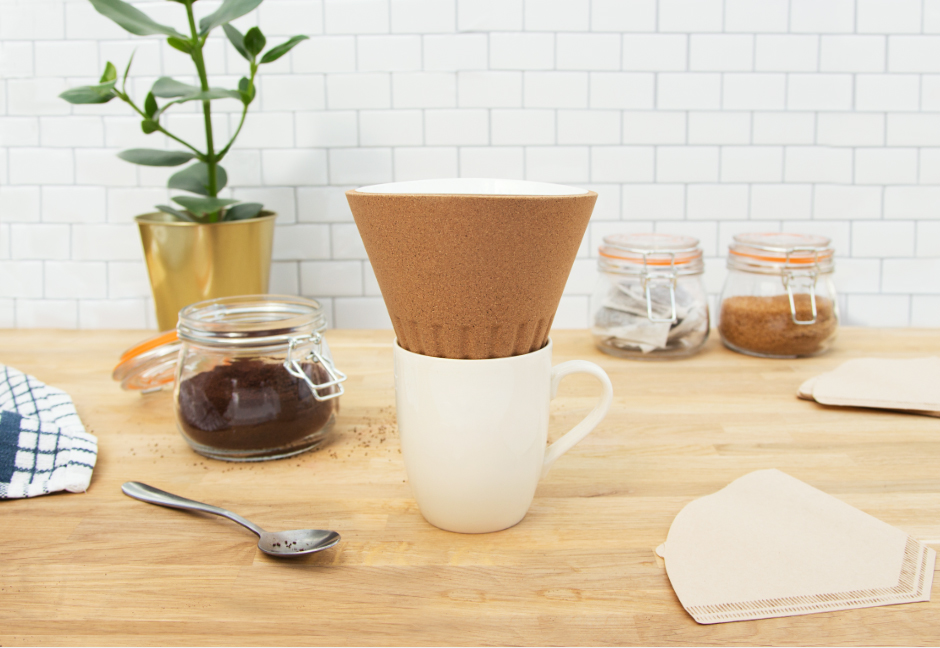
[0,365,97,499]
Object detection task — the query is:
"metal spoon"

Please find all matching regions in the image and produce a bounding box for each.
[121,481,341,557]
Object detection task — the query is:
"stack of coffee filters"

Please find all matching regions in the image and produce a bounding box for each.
[346,179,597,359]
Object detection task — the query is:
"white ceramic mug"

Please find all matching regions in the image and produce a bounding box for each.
[394,339,613,533]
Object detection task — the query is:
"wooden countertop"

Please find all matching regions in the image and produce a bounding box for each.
[1,328,939,646]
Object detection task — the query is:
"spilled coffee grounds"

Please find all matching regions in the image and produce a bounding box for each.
[177,359,337,452]
[719,294,837,357]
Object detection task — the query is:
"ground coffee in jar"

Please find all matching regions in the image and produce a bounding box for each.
[173,295,346,461]
[177,359,337,453]
[718,233,839,358]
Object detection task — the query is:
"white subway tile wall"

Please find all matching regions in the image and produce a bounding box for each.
[1,0,939,330]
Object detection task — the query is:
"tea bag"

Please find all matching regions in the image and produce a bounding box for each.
[593,280,706,353]
[607,281,688,320]
[667,301,708,348]
[798,358,940,417]
[658,469,935,624]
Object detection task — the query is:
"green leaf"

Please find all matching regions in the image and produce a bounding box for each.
[144,92,158,119]
[198,0,264,35]
[223,24,250,61]
[244,26,266,58]
[152,87,242,120]
[166,37,193,55]
[260,35,308,64]
[179,88,243,102]
[100,61,117,83]
[152,77,242,106]
[122,50,136,89]
[156,204,199,223]
[151,76,200,98]
[168,162,228,196]
[59,83,117,104]
[223,202,263,221]
[141,119,159,134]
[171,195,239,216]
[237,76,255,104]
[88,0,186,39]
[117,149,196,167]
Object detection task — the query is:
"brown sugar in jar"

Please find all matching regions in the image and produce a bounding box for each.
[173,295,346,461]
[718,233,839,359]
[719,294,837,358]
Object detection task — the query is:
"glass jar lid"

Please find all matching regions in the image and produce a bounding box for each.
[178,294,327,348]
[112,295,329,391]
[598,233,704,275]
[112,330,181,392]
[728,233,835,274]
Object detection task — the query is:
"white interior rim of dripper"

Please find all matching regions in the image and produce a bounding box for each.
[355,178,590,196]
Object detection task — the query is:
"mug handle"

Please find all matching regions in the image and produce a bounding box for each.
[541,360,614,479]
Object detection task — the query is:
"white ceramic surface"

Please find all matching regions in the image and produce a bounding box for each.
[356,178,589,196]
[394,339,613,533]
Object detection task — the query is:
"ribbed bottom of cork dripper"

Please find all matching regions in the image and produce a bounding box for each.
[393,316,554,359]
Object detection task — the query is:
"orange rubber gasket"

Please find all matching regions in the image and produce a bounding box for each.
[729,248,833,264]
[116,329,179,365]
[599,250,702,265]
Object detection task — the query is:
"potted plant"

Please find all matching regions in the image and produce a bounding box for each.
[60,0,308,330]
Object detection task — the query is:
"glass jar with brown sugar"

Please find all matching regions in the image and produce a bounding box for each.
[173,295,346,461]
[718,233,839,358]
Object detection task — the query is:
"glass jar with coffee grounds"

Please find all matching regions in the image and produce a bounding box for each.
[718,233,838,358]
[591,233,710,359]
[174,295,346,461]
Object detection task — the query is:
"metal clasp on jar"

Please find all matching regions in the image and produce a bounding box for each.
[782,247,820,325]
[641,251,678,323]
[284,333,347,401]
[641,273,678,323]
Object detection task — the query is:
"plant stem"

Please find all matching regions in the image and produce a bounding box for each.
[185,0,219,222]
[217,64,257,160]
[116,91,204,159]
[117,52,203,159]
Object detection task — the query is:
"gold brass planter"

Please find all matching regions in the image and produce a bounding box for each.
[136,212,276,331]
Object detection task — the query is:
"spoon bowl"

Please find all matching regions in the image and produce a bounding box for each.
[122,482,341,557]
[259,528,341,556]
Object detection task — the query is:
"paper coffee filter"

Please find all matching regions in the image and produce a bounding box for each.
[812,357,940,412]
[797,358,940,417]
[797,376,817,401]
[659,469,935,624]
[347,186,597,359]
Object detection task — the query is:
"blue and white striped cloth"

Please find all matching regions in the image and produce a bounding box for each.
[0,365,97,499]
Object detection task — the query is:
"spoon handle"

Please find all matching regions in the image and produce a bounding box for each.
[122,481,265,537]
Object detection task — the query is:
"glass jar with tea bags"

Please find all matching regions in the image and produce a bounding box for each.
[591,233,709,359]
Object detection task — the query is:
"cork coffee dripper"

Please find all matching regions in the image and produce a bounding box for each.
[347,179,597,359]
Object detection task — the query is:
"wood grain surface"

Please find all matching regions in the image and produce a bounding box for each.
[0,328,938,646]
